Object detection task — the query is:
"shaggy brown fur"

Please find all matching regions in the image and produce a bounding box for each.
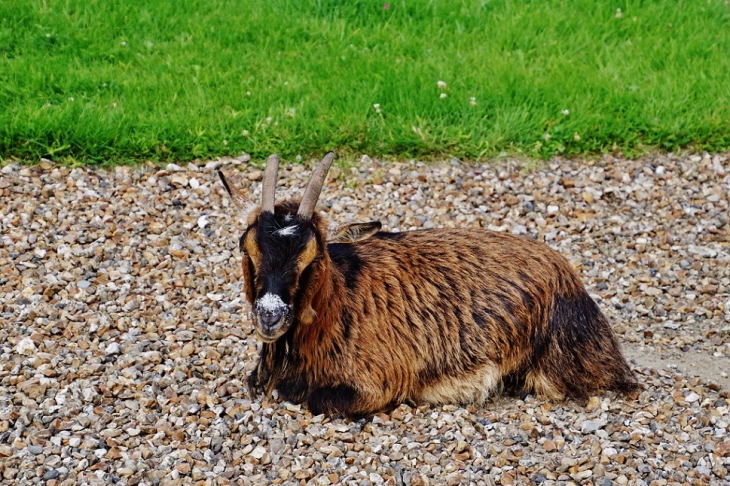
[219,156,638,419]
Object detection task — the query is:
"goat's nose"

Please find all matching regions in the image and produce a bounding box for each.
[258,309,284,329]
[255,292,289,331]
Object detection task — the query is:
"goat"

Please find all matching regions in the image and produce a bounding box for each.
[218,153,638,419]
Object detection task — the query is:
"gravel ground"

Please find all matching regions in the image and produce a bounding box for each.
[1,152,729,486]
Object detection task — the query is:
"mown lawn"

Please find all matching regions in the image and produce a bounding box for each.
[1,0,729,164]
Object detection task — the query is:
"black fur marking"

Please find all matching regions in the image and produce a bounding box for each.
[443,274,459,297]
[418,366,442,387]
[516,285,534,311]
[516,269,531,281]
[255,211,315,301]
[551,292,602,347]
[469,244,484,256]
[246,258,256,283]
[276,374,311,405]
[494,292,520,328]
[458,323,482,368]
[340,308,354,341]
[372,231,407,241]
[295,264,314,304]
[307,384,359,417]
[329,243,363,290]
[481,306,505,329]
[247,368,260,395]
[472,310,487,328]
[501,371,526,395]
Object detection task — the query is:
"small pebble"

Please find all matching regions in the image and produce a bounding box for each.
[43,470,60,480]
[105,343,121,355]
[27,445,43,455]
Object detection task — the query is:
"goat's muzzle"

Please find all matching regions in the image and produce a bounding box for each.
[253,293,292,342]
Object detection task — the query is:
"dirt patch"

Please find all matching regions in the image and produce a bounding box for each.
[623,341,730,390]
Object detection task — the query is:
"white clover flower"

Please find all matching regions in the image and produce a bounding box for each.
[543,133,551,141]
[470,97,477,106]
[574,133,581,141]
[440,93,447,99]
[265,117,272,124]
[437,80,447,90]
[246,91,251,96]
[121,41,127,46]
[68,97,74,101]
[223,140,228,146]
[615,8,622,18]
[242,130,250,137]
[373,103,381,114]
[562,109,570,116]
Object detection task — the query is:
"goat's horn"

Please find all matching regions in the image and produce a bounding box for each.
[297,152,334,219]
[261,154,279,214]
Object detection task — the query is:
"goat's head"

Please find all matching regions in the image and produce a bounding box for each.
[219,153,381,342]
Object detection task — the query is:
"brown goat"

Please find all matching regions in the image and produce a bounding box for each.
[219,153,638,419]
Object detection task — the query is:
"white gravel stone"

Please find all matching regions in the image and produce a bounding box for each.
[249,446,267,459]
[581,419,605,434]
[14,337,36,355]
[104,342,121,355]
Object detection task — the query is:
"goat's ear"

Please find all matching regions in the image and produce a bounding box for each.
[327,222,382,243]
[218,171,255,221]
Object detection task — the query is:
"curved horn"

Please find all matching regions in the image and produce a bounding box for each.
[297,152,335,219]
[261,154,280,214]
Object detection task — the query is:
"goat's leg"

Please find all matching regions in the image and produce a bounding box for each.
[246,359,276,398]
[307,384,366,419]
[246,367,262,397]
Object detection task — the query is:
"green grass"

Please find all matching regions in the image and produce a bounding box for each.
[1,0,729,164]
